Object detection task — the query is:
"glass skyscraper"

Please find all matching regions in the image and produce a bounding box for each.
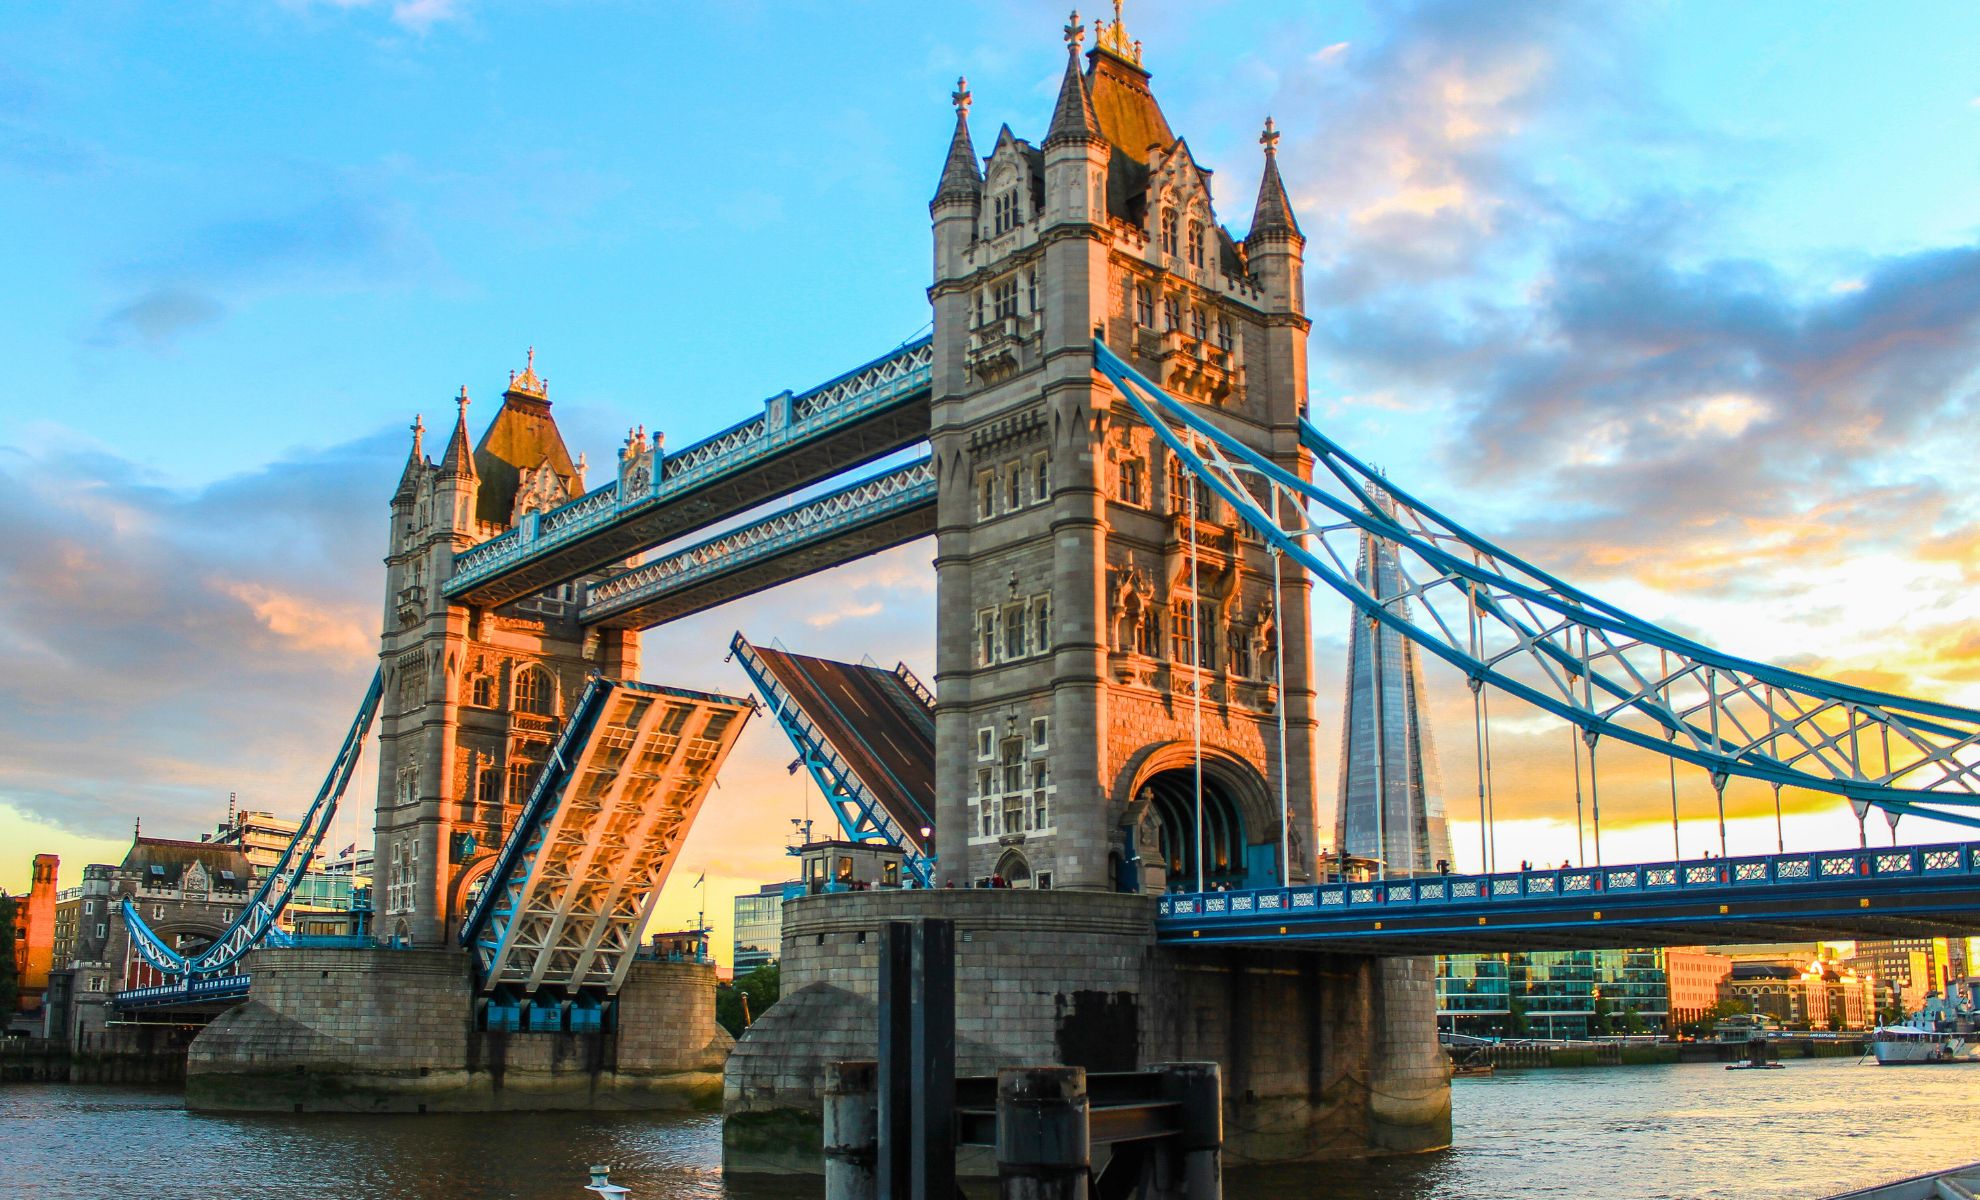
[1438,950,1671,1038]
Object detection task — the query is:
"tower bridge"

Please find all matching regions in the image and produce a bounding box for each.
[121,3,1980,1166]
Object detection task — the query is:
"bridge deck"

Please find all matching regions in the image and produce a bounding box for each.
[1158,843,1980,953]
[747,644,936,844]
[580,458,934,630]
[445,339,932,609]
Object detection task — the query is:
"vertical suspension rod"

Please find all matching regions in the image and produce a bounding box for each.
[1189,454,1205,894]
[1272,485,1292,889]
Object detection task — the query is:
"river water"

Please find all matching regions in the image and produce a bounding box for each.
[4,1059,1976,1199]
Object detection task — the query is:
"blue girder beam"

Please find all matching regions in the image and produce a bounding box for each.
[1157,843,1980,953]
[445,338,933,609]
[580,458,935,630]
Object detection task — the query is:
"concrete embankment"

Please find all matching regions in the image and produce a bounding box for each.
[1449,1039,1868,1070]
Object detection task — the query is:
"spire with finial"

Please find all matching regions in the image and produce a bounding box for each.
[933,75,984,207]
[1248,115,1302,241]
[438,385,476,480]
[1046,11,1103,146]
[393,413,427,504]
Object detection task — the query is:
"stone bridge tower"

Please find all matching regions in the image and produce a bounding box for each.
[375,357,639,947]
[929,11,1318,892]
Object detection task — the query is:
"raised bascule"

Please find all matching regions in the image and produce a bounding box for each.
[124,3,1980,1168]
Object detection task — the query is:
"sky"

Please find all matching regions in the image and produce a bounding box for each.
[3,1,1979,964]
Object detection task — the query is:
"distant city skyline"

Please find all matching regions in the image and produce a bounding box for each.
[5,2,1980,962]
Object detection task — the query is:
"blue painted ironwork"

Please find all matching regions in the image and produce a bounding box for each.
[445,337,933,596]
[113,972,252,1010]
[1156,841,1980,946]
[581,457,935,626]
[729,633,936,886]
[458,677,612,962]
[1093,339,1980,830]
[122,670,383,982]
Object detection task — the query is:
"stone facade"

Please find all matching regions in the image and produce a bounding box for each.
[187,946,729,1112]
[927,14,1318,895]
[375,364,637,948]
[723,890,1449,1171]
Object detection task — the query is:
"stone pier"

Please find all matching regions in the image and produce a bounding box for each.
[186,946,730,1113]
[722,890,1450,1173]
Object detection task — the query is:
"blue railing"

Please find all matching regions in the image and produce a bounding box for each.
[1157,841,1980,923]
[113,972,252,1009]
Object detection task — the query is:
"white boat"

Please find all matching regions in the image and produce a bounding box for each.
[1872,983,1980,1066]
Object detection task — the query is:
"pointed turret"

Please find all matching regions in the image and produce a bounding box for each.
[1045,13,1102,147]
[438,387,476,481]
[393,414,426,506]
[1247,117,1302,243]
[932,77,983,208]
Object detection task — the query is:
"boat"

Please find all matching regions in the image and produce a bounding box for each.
[1872,982,1980,1066]
[1725,1060,1785,1070]
[1821,1160,1980,1198]
[1452,1062,1495,1078]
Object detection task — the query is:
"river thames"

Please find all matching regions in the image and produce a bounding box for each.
[5,1058,1977,1199]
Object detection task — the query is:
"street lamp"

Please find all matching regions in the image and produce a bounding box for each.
[584,1165,629,1198]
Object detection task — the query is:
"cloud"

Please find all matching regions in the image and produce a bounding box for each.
[0,430,394,841]
[91,180,441,351]
[91,287,226,349]
[281,0,469,33]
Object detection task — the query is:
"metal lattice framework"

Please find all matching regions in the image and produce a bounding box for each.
[461,678,752,995]
[1093,339,1980,831]
[730,633,937,886]
[581,457,935,627]
[124,670,382,980]
[446,338,933,596]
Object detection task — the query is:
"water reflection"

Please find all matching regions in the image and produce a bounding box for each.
[4,1059,1977,1200]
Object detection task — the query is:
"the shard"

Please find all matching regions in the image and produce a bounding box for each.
[1333,506,1454,875]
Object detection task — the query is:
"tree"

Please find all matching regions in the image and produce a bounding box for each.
[1620,1004,1648,1036]
[1507,993,1530,1037]
[1592,995,1614,1036]
[0,894,17,1015]
[716,963,781,1038]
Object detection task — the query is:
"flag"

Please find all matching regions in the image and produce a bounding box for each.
[693,872,705,888]
[338,843,356,858]
[786,758,803,775]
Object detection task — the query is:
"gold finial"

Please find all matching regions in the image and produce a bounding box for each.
[1064,9,1084,53]
[1096,0,1140,65]
[507,346,547,398]
[952,76,971,118]
[1260,116,1281,155]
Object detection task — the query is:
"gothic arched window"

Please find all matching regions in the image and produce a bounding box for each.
[513,666,551,716]
[1134,283,1153,328]
[1187,219,1205,268]
[1160,207,1179,256]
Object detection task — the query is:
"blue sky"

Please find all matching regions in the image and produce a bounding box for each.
[5,1,1980,958]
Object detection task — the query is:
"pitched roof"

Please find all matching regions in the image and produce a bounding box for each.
[393,416,426,504]
[473,376,578,527]
[1086,47,1174,165]
[121,837,254,890]
[933,107,982,206]
[438,392,476,481]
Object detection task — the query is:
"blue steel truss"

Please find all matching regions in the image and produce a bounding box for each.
[113,972,253,1010]
[122,670,382,981]
[458,677,612,961]
[1093,339,1980,831]
[445,337,933,598]
[580,457,935,628]
[1157,841,1980,950]
[729,633,936,886]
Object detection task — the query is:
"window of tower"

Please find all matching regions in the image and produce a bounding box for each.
[993,276,1018,321]
[513,666,552,716]
[507,758,537,806]
[1189,306,1208,341]
[1160,206,1179,256]
[1031,596,1051,655]
[1006,463,1023,510]
[993,189,1020,235]
[1134,283,1153,327]
[1136,605,1162,657]
[1217,316,1234,352]
[978,472,996,520]
[1033,454,1050,502]
[1162,295,1181,331]
[1187,219,1205,268]
[1229,628,1254,679]
[475,766,497,816]
[978,610,998,667]
[470,675,493,707]
[1003,603,1028,659]
[1119,458,1144,506]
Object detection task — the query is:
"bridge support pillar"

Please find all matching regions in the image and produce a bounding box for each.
[722,891,1450,1175]
[185,947,731,1113]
